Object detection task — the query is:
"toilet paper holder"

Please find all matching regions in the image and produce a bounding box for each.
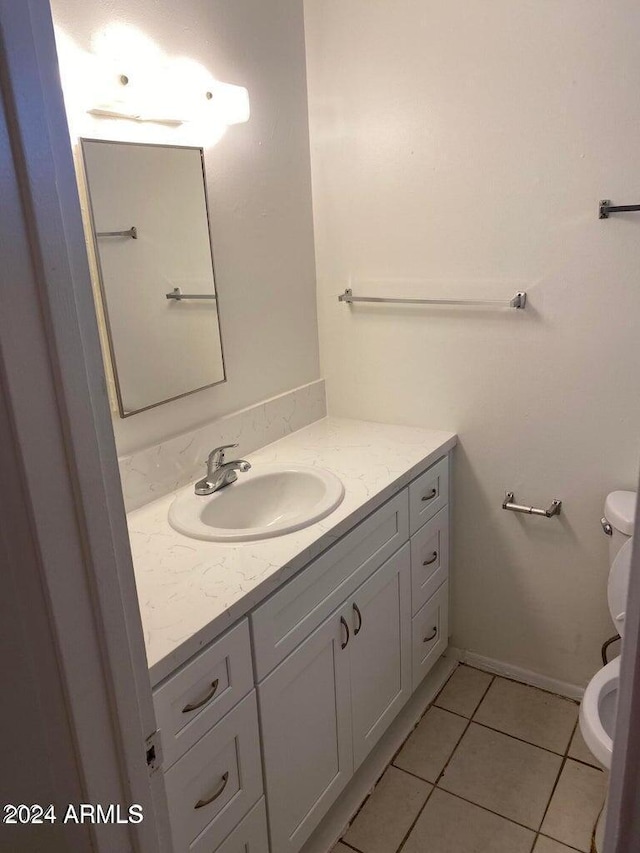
[502,491,562,518]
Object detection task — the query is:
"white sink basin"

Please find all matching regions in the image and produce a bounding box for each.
[168,464,345,542]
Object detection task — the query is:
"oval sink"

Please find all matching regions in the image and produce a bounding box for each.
[168,464,345,542]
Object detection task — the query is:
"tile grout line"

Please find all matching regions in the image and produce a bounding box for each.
[394,671,498,852]
[465,718,578,759]
[534,714,608,853]
[464,665,582,704]
[426,786,548,835]
[536,832,590,852]
[431,703,598,766]
[533,717,578,847]
[386,660,462,769]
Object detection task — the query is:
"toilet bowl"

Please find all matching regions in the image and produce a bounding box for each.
[579,655,619,769]
[579,535,632,771]
[578,499,635,853]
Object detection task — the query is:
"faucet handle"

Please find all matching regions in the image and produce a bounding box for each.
[207,444,238,470]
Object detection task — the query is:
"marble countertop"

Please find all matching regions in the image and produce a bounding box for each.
[128,416,457,685]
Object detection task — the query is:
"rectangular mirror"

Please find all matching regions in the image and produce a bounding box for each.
[81,139,226,417]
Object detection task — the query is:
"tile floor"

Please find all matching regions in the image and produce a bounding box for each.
[333,664,608,853]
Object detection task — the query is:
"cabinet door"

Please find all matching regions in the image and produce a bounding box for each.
[349,543,412,770]
[258,607,352,853]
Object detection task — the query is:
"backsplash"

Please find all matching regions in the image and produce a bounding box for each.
[118,379,326,511]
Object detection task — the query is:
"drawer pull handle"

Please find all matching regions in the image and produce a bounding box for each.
[421,488,437,502]
[182,679,219,714]
[194,771,229,809]
[353,603,363,636]
[423,626,438,643]
[340,615,350,650]
[423,551,438,566]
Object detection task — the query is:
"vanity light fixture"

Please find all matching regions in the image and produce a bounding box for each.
[56,24,250,133]
[87,62,250,128]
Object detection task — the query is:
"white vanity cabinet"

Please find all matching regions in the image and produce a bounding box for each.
[153,451,451,853]
[257,543,411,853]
[252,454,450,853]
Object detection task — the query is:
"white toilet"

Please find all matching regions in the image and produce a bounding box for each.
[579,490,636,851]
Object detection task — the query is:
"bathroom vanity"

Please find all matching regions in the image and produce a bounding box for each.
[127,418,456,853]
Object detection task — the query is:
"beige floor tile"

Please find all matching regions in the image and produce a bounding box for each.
[473,678,578,754]
[568,726,604,768]
[540,759,608,852]
[394,706,468,782]
[434,665,493,717]
[534,836,580,853]
[343,766,431,853]
[438,723,562,829]
[402,789,535,853]
[331,844,354,853]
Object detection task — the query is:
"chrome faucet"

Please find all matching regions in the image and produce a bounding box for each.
[194,444,251,496]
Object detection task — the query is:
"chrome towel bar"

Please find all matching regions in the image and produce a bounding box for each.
[599,199,640,219]
[338,288,527,310]
[166,287,217,301]
[502,491,562,518]
[96,226,137,239]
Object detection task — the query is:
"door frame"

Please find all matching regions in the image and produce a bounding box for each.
[0,1,169,849]
[604,502,640,852]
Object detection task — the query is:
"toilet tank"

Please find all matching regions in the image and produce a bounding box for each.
[604,491,637,563]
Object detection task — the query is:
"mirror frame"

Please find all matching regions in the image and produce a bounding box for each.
[80,137,228,418]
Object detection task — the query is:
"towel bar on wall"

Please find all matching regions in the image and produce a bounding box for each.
[338,288,527,310]
[166,288,217,301]
[599,200,640,219]
[96,226,138,239]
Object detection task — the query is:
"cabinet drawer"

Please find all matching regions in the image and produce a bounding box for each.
[153,619,253,769]
[412,580,449,691]
[408,456,449,534]
[164,691,263,853]
[410,506,449,616]
[215,798,269,853]
[251,490,409,680]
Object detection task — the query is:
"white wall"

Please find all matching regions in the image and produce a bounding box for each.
[305,0,640,685]
[51,0,320,454]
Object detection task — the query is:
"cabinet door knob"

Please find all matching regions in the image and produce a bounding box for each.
[353,602,363,635]
[421,488,437,502]
[423,626,438,643]
[182,679,219,714]
[340,615,350,649]
[194,771,229,809]
[422,551,438,567]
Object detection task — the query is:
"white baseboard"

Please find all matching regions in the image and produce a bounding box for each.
[452,647,585,701]
[300,650,458,853]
